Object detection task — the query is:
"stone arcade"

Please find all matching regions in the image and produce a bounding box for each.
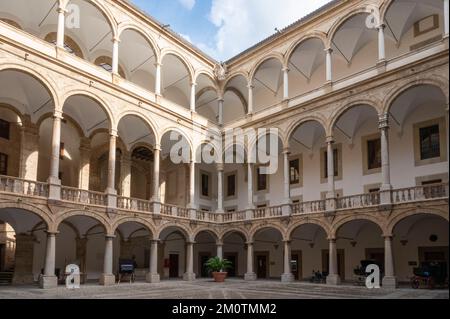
[0,0,448,291]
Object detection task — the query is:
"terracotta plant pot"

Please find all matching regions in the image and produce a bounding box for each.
[212,272,228,283]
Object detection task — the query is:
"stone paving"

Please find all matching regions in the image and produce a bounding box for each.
[0,279,448,299]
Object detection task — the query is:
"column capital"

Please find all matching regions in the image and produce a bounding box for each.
[282,147,291,155]
[45,231,59,236]
[186,241,196,245]
[57,7,69,14]
[53,111,64,119]
[112,36,121,44]
[282,239,292,244]
[326,136,335,144]
[217,96,225,102]
[109,129,118,137]
[327,237,337,243]
[383,235,393,241]
[246,241,254,246]
[191,82,197,87]
[325,47,333,54]
[105,235,116,240]
[150,239,161,244]
[154,62,163,67]
[377,23,386,30]
[282,66,290,73]
[216,162,224,172]
[378,113,390,129]
[153,144,162,152]
[247,83,254,90]
[216,241,224,247]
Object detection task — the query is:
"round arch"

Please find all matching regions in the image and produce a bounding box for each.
[156,223,192,241]
[223,72,250,90]
[111,217,157,239]
[159,126,194,155]
[284,116,328,147]
[54,210,111,235]
[160,50,195,82]
[219,228,250,243]
[284,32,328,65]
[116,110,160,146]
[0,203,53,231]
[286,219,332,240]
[249,225,286,242]
[249,53,285,82]
[192,228,220,243]
[36,112,85,138]
[330,215,385,239]
[117,24,160,60]
[386,208,449,236]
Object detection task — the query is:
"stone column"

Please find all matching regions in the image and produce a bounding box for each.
[19,116,39,181]
[281,240,294,282]
[379,114,392,206]
[216,242,223,260]
[217,163,224,213]
[75,237,88,282]
[326,239,341,285]
[100,235,115,286]
[218,97,224,126]
[120,153,131,198]
[377,24,386,63]
[12,234,35,286]
[444,0,449,38]
[282,148,292,216]
[112,37,120,75]
[48,111,63,201]
[247,83,254,115]
[190,82,197,113]
[56,6,67,48]
[282,67,289,100]
[152,145,161,213]
[325,48,333,83]
[244,242,256,281]
[246,163,254,219]
[183,241,196,281]
[146,240,160,283]
[382,236,397,289]
[40,232,58,289]
[326,136,336,211]
[106,130,117,208]
[187,160,196,210]
[155,62,162,96]
[78,137,91,191]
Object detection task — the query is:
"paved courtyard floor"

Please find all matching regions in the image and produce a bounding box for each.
[0,279,448,299]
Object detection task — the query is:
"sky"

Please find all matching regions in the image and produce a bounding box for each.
[131,0,333,62]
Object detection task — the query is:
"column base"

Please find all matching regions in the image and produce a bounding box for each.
[244,273,257,281]
[99,274,116,286]
[39,275,58,289]
[382,276,397,289]
[281,273,295,283]
[326,274,341,285]
[146,273,160,283]
[183,272,196,281]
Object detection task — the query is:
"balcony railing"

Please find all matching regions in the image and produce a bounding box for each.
[0,175,448,223]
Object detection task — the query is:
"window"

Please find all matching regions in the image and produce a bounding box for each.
[420,125,440,160]
[201,172,210,197]
[367,138,381,170]
[289,159,300,185]
[257,204,267,209]
[422,179,442,186]
[369,188,380,193]
[0,119,10,140]
[0,153,7,175]
[324,149,339,178]
[227,174,236,197]
[99,63,113,73]
[256,167,267,192]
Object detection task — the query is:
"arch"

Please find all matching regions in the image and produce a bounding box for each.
[65,0,118,38]
[116,110,160,145]
[285,32,328,65]
[326,6,379,48]
[117,24,160,61]
[0,64,60,111]
[0,102,24,123]
[54,210,111,235]
[219,228,249,243]
[194,70,217,88]
[160,49,194,82]
[36,112,85,137]
[156,223,192,241]
[223,72,250,90]
[224,87,248,114]
[380,0,395,23]
[284,116,328,147]
[249,53,285,82]
[327,100,381,136]
[286,219,331,240]
[196,86,219,101]
[330,214,385,239]
[382,78,449,115]
[386,208,449,236]
[111,217,157,239]
[159,126,194,154]
[94,56,126,78]
[249,225,286,242]
[60,90,115,130]
[0,202,53,231]
[192,228,220,243]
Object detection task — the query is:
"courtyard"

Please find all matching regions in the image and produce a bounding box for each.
[0,279,447,299]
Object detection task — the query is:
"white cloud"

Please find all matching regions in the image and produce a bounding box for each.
[178,0,196,11]
[205,0,332,61]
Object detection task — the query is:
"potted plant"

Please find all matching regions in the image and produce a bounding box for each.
[205,257,232,283]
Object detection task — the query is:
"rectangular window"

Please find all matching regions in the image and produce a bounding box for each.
[420,125,440,160]
[201,173,209,197]
[0,119,10,140]
[257,204,267,209]
[227,174,236,197]
[324,149,339,178]
[367,138,382,170]
[421,179,442,186]
[289,159,300,185]
[0,153,8,175]
[256,167,267,191]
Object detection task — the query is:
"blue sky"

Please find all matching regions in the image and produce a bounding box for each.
[131,0,332,61]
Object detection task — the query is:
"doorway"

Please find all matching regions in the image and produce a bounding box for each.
[291,251,302,280]
[198,253,211,278]
[322,249,345,280]
[169,254,179,278]
[255,252,269,279]
[224,253,237,277]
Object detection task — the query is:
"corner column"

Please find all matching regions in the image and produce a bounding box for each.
[40,231,58,289]
[183,241,196,281]
[146,240,161,283]
[152,145,161,213]
[379,114,392,206]
[246,163,254,219]
[382,236,397,289]
[281,240,294,282]
[326,238,341,285]
[326,136,336,211]
[100,235,116,286]
[325,48,333,84]
[244,241,256,281]
[48,111,63,201]
[218,97,224,126]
